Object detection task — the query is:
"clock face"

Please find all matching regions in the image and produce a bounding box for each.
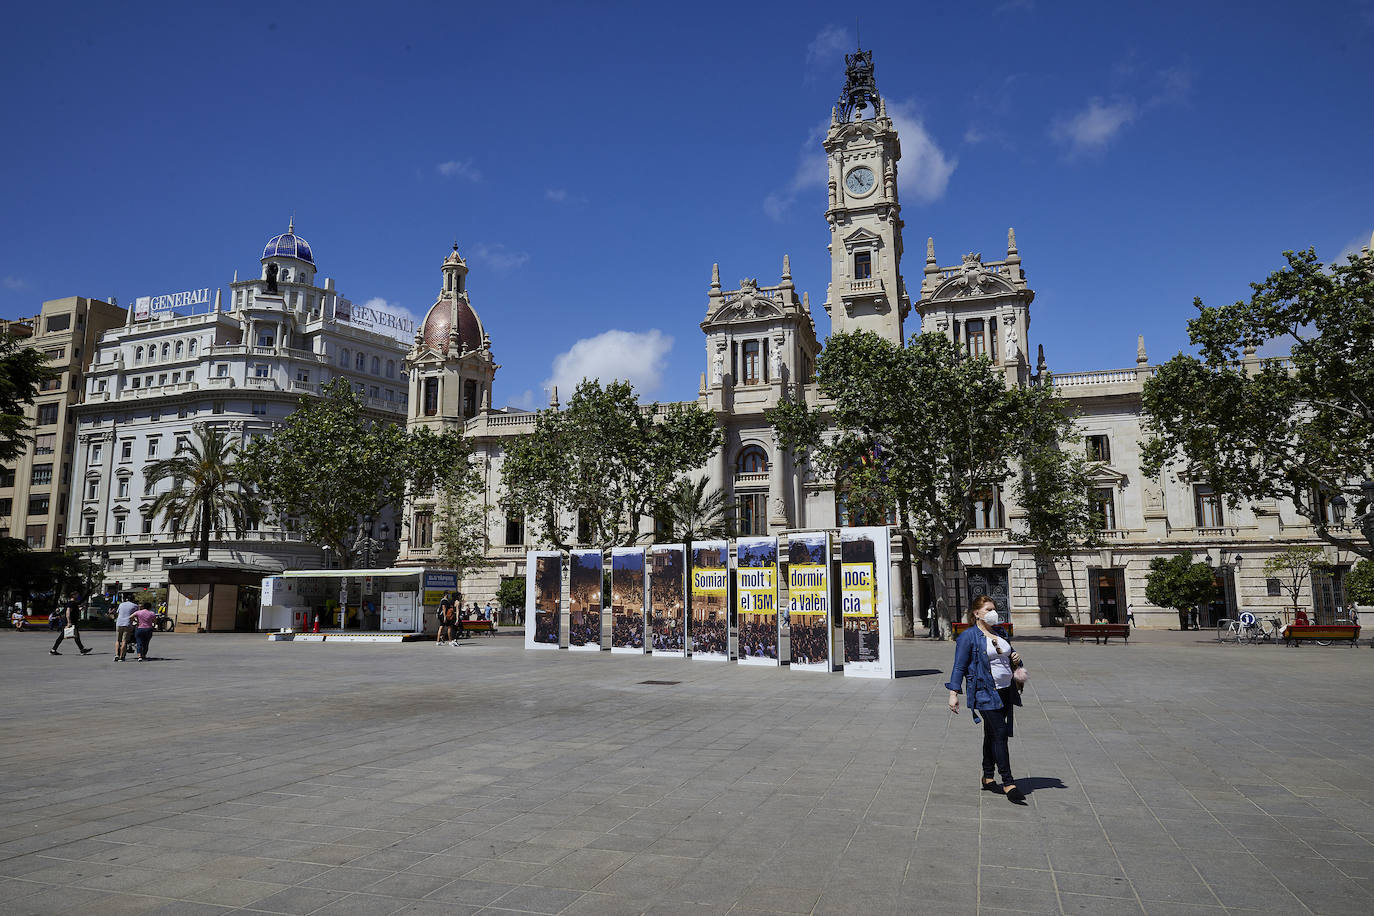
[845,166,876,196]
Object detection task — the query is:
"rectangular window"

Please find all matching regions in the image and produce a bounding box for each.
[30,464,53,486]
[253,363,268,379]
[966,318,986,358]
[730,340,738,383]
[1090,487,1116,530]
[85,479,98,500]
[120,440,132,460]
[738,492,768,536]
[251,402,267,416]
[423,377,439,416]
[37,403,59,426]
[0,468,14,487]
[296,369,309,384]
[28,494,50,515]
[135,557,151,571]
[213,401,224,414]
[150,408,160,422]
[413,511,433,549]
[83,517,95,536]
[26,525,46,549]
[141,514,153,534]
[216,363,229,377]
[90,443,102,463]
[742,340,761,384]
[44,347,66,361]
[131,377,141,389]
[39,375,63,392]
[45,314,71,333]
[1086,435,1111,463]
[116,478,129,498]
[505,510,524,546]
[34,433,56,456]
[463,380,478,418]
[1194,485,1224,528]
[175,435,189,453]
[114,516,126,535]
[370,385,380,399]
[1266,577,1282,597]
[969,487,1004,530]
[0,498,10,516]
[147,438,160,458]
[157,373,167,386]
[854,251,872,280]
[257,330,275,347]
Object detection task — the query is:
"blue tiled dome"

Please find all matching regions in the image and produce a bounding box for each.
[262,223,315,265]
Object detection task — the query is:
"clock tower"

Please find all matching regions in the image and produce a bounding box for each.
[822,49,909,344]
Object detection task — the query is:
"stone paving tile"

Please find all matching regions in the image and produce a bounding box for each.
[5,632,1374,915]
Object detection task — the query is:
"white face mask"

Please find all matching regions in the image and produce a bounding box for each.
[982,609,1000,627]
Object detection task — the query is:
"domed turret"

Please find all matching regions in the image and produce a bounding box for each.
[417,244,484,354]
[262,218,315,266]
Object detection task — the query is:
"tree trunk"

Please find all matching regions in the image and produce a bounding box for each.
[930,550,950,640]
[199,494,212,561]
[897,530,915,638]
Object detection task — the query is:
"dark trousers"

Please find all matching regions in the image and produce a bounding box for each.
[981,687,1017,783]
[1178,609,1191,630]
[134,628,153,658]
[52,626,87,652]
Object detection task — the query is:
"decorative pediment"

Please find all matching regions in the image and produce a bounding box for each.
[929,252,1016,301]
[716,278,783,321]
[842,227,884,248]
[1088,464,1131,489]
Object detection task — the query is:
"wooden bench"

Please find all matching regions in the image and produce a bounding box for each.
[1283,624,1361,646]
[460,620,496,636]
[1064,623,1130,644]
[950,621,1014,638]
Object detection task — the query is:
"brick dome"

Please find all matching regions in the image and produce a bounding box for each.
[419,298,483,353]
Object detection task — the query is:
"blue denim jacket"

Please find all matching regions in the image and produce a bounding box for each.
[945,625,1021,721]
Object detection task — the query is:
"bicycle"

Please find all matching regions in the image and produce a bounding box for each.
[1217,618,1241,644]
[1251,616,1283,644]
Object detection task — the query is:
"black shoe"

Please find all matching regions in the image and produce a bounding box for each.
[981,779,1000,793]
[50,649,61,655]
[80,648,93,655]
[1004,786,1027,805]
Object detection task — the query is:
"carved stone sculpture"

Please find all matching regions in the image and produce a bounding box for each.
[1003,317,1021,361]
[770,337,783,380]
[711,346,724,385]
[957,252,992,297]
[265,262,279,294]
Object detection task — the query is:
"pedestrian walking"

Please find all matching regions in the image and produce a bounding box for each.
[483,601,494,623]
[131,602,157,661]
[113,594,138,661]
[437,592,455,645]
[50,593,93,656]
[946,594,1027,805]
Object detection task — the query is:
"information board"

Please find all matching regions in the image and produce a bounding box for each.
[841,527,894,678]
[568,549,603,651]
[786,531,834,672]
[381,591,417,631]
[610,547,647,654]
[649,544,687,657]
[690,540,729,661]
[525,552,562,650]
[736,536,780,666]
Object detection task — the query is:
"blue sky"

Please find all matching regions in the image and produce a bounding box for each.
[3,0,1372,408]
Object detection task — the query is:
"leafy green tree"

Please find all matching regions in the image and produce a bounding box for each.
[146,425,262,562]
[653,477,732,545]
[496,575,525,611]
[242,379,462,563]
[434,455,488,583]
[1261,545,1330,612]
[769,330,1087,637]
[500,379,721,549]
[0,331,54,463]
[1144,552,1216,624]
[1141,247,1374,557]
[1347,559,1374,606]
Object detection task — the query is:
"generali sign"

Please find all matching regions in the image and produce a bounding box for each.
[133,288,212,321]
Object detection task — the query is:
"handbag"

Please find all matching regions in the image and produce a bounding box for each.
[62,625,76,639]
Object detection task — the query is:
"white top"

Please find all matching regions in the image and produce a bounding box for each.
[115,601,137,626]
[986,634,1013,689]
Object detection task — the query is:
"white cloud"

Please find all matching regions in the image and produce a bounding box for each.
[355,296,423,343]
[805,25,850,77]
[764,101,955,219]
[471,243,531,271]
[887,100,958,204]
[1050,97,1137,155]
[545,329,674,399]
[1334,229,1374,264]
[436,159,482,181]
[3,276,27,290]
[545,188,568,202]
[506,389,538,411]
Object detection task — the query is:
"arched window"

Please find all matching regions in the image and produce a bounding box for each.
[355,352,366,371]
[385,360,395,378]
[175,340,184,357]
[370,356,380,375]
[160,343,170,359]
[188,339,197,356]
[134,346,143,364]
[736,445,768,473]
[340,348,350,367]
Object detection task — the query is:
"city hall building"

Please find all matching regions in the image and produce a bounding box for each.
[4,51,1359,629]
[395,50,1360,630]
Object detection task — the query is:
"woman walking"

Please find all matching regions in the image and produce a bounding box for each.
[131,602,157,661]
[946,595,1026,805]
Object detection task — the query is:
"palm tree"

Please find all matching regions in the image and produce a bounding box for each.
[146,425,261,562]
[653,477,732,545]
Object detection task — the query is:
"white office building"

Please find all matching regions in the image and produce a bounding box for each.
[67,224,412,592]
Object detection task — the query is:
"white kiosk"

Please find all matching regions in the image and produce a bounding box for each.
[260,567,458,642]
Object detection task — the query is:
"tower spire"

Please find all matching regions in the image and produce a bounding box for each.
[837,45,879,121]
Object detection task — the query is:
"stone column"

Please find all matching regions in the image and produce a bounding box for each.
[769,429,788,529]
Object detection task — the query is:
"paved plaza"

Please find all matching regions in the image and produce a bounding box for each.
[1,628,1372,916]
